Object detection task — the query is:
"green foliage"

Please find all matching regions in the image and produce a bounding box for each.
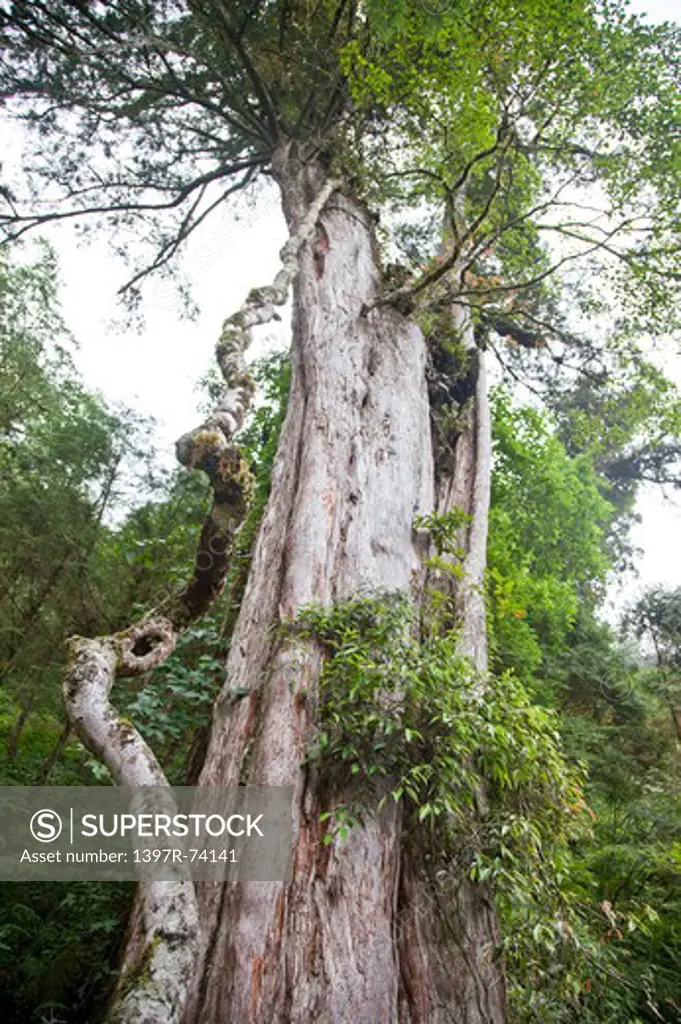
[84,356,292,785]
[414,506,471,556]
[220,352,291,638]
[117,619,225,786]
[548,351,681,535]
[539,655,681,1024]
[0,243,235,1016]
[1,5,680,1021]
[488,389,615,682]
[485,392,681,1022]
[0,245,153,731]
[2,0,679,350]
[0,881,132,1024]
[294,593,586,921]
[0,246,158,1020]
[626,585,681,671]
[0,289,291,1020]
[339,0,680,339]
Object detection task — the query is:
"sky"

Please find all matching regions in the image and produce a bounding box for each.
[2,0,679,616]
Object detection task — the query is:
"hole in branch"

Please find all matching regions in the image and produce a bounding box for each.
[131,635,157,657]
[118,622,176,677]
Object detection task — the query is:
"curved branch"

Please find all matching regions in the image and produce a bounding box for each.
[367,169,585,316]
[118,168,259,297]
[64,637,198,1024]
[0,155,267,242]
[176,172,340,465]
[62,171,340,1024]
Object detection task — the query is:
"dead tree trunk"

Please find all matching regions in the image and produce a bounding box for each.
[181,156,506,1023]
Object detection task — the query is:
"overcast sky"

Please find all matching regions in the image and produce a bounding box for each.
[3,0,679,615]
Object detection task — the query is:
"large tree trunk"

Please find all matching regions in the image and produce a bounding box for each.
[180,159,506,1023]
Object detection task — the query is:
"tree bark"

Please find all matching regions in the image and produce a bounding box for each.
[181,159,506,1023]
[664,693,681,744]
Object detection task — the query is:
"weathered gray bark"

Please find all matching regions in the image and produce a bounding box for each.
[65,637,199,1024]
[181,158,506,1023]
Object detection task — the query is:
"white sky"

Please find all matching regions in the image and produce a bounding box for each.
[2,0,679,614]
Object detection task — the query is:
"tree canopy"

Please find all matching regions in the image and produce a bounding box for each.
[0,0,678,348]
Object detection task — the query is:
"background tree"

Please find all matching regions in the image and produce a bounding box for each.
[0,244,153,770]
[625,586,681,742]
[0,245,263,1024]
[487,392,681,1023]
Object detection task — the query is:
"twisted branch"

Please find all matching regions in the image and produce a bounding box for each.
[62,172,340,1024]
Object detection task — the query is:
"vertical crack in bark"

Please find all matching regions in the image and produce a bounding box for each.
[61,171,340,1024]
[452,331,492,674]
